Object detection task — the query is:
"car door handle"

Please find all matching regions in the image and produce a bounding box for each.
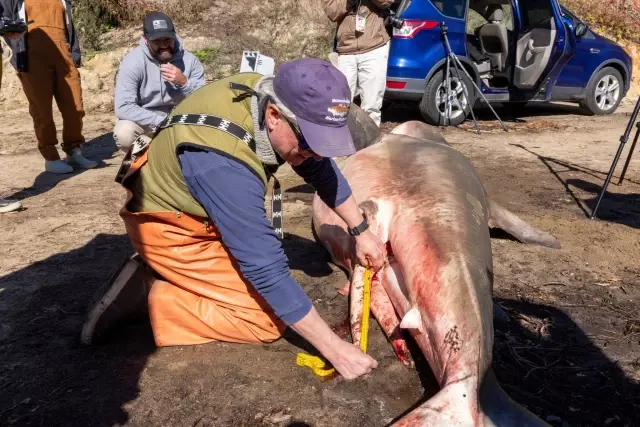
[590,48,600,54]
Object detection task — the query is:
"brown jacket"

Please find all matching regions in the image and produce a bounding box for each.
[324,0,393,55]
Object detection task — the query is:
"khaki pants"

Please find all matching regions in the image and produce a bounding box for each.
[338,41,390,127]
[113,119,153,153]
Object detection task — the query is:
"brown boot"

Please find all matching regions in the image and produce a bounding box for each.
[81,253,155,345]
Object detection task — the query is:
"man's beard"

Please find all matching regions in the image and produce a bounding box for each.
[152,46,174,63]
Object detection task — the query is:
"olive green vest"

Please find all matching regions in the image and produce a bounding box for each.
[129,72,267,217]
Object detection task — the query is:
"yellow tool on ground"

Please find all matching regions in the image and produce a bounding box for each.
[295,353,335,377]
[296,267,372,378]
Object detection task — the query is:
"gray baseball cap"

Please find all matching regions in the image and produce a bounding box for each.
[273,58,356,158]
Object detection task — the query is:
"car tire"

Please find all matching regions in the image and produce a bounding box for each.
[419,67,475,126]
[580,66,624,115]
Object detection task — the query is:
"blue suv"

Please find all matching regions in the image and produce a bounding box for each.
[384,0,633,126]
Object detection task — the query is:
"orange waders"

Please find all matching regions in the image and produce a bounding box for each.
[119,151,286,347]
[18,0,85,161]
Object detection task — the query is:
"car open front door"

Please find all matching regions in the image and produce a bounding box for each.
[513,0,571,95]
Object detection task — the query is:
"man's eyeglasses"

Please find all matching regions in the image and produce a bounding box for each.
[285,118,312,152]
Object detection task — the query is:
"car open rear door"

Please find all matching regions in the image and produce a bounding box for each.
[513,0,574,98]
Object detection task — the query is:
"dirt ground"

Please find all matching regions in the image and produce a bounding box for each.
[1,98,639,427]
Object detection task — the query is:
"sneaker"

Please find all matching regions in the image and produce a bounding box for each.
[80,254,155,345]
[66,148,97,169]
[45,159,74,174]
[0,198,21,213]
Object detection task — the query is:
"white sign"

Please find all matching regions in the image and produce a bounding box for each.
[240,51,275,75]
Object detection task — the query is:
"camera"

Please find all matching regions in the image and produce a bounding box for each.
[384,9,405,29]
[0,17,27,35]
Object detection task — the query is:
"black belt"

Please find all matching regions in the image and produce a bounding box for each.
[117,113,285,240]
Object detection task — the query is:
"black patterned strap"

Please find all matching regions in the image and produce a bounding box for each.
[270,174,283,240]
[159,113,257,151]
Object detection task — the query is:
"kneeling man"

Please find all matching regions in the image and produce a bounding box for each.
[84,58,386,380]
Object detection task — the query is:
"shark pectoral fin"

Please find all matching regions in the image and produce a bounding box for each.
[399,307,424,333]
[488,201,561,249]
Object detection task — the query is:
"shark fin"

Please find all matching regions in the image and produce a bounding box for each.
[400,307,423,332]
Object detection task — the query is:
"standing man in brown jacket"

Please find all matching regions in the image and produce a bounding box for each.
[323,0,393,126]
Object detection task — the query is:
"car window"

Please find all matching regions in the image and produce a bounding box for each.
[560,5,597,39]
[519,0,554,31]
[430,0,467,19]
[560,5,577,25]
[466,4,514,35]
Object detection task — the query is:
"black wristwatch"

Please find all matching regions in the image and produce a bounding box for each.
[348,216,369,236]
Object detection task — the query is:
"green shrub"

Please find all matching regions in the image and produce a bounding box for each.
[192,48,218,65]
[72,0,117,51]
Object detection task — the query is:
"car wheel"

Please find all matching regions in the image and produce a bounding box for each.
[580,67,623,115]
[419,68,475,126]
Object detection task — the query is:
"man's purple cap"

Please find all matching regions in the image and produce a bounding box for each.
[273,58,356,158]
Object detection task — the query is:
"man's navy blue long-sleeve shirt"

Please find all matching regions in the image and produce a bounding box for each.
[178,150,352,325]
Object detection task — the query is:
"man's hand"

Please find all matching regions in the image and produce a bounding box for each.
[160,63,187,86]
[353,228,387,271]
[326,339,378,380]
[332,195,388,271]
[291,306,378,380]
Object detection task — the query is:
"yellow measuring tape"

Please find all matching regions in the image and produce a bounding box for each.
[296,267,372,377]
[295,353,335,377]
[359,267,371,353]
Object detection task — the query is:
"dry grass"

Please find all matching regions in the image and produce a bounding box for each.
[73,0,209,50]
[98,0,209,24]
[562,0,640,93]
[562,0,640,43]
[176,0,335,80]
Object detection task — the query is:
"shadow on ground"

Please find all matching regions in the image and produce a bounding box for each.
[383,298,640,427]
[512,143,640,228]
[6,132,119,203]
[1,232,638,426]
[286,183,315,195]
[569,178,640,228]
[475,101,586,121]
[492,299,640,427]
[282,232,335,278]
[380,100,587,126]
[0,233,154,426]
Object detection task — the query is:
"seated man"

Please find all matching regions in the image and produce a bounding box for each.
[113,11,206,152]
[82,58,387,381]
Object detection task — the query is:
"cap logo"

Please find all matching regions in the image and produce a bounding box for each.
[326,103,349,122]
[152,20,168,30]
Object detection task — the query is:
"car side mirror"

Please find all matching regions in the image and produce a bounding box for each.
[575,23,588,37]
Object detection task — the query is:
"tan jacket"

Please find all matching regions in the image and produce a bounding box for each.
[324,0,393,55]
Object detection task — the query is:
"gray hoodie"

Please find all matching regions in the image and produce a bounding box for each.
[114,36,206,129]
